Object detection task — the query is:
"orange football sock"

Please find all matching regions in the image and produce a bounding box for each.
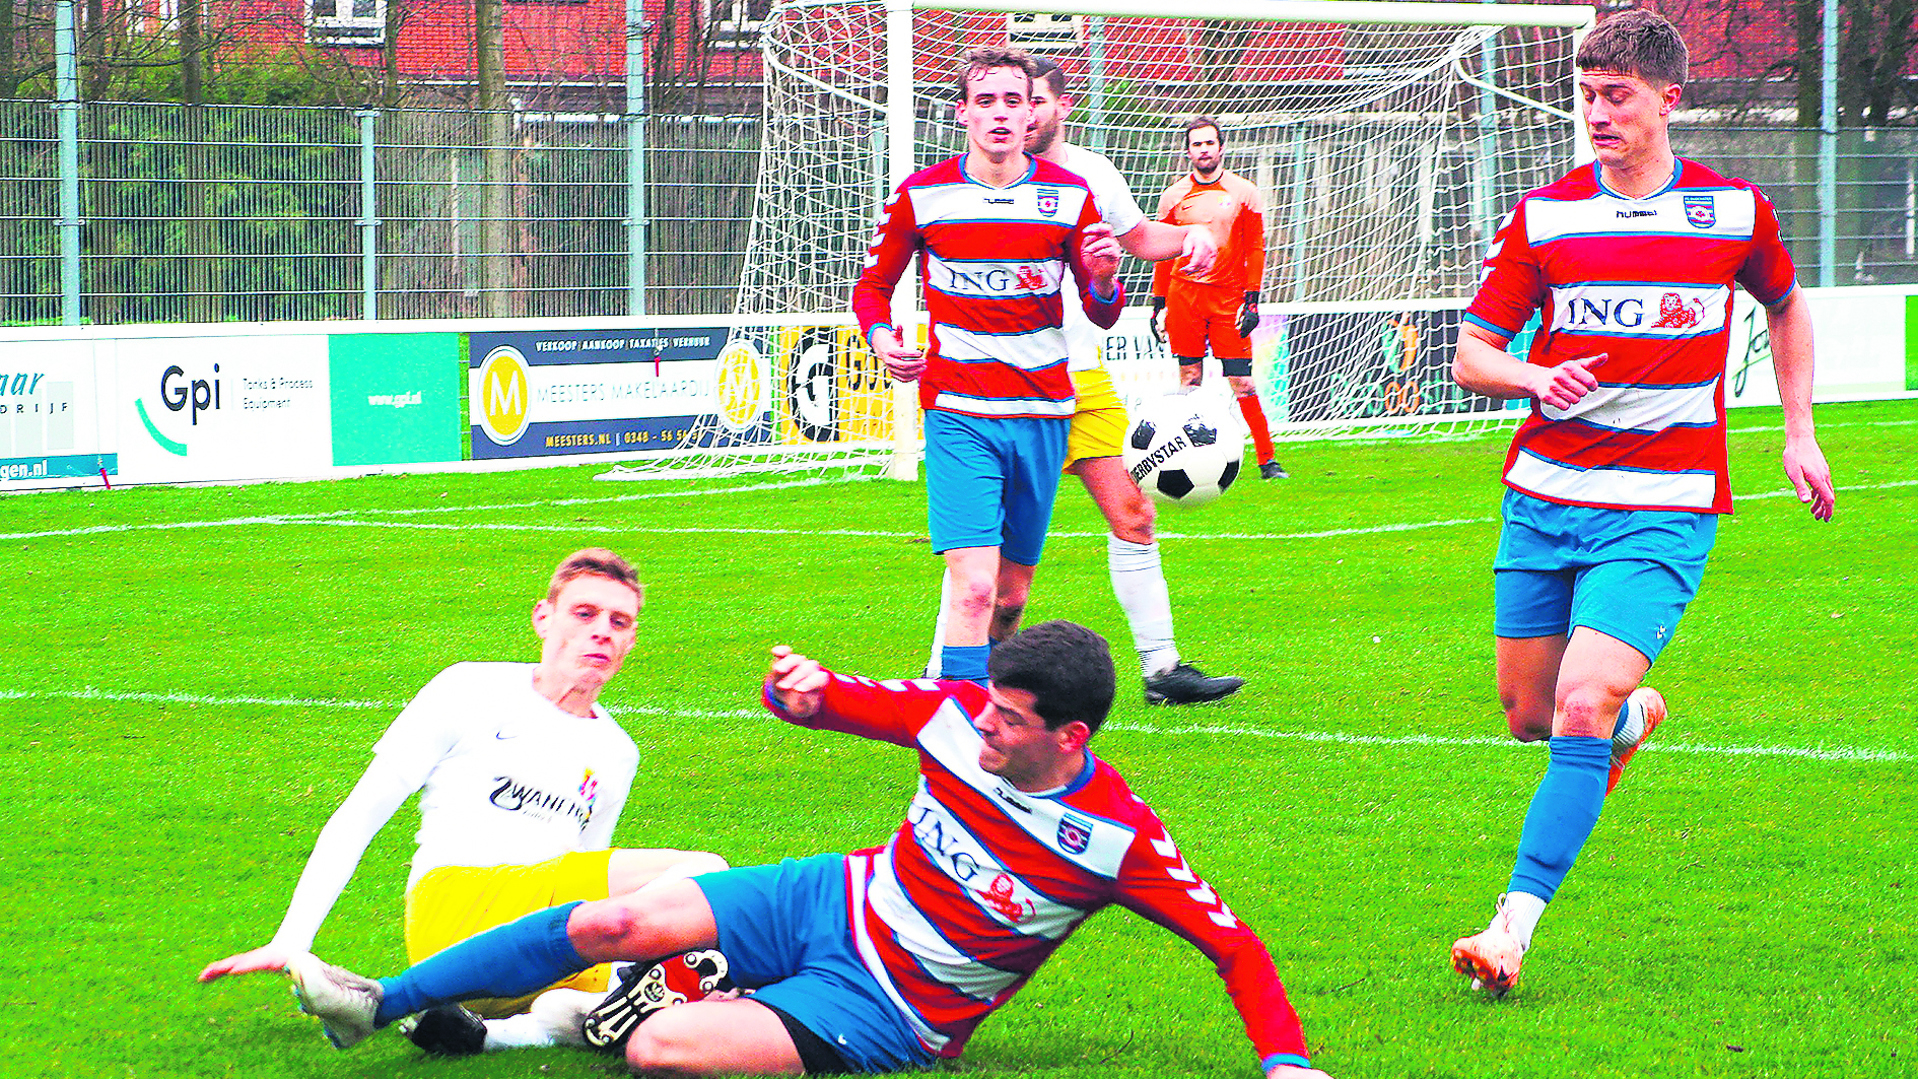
[1236,393,1274,465]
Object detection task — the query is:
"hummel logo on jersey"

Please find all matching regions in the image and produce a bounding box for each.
[994,787,1034,814]
[1683,193,1716,228]
[1554,283,1726,337]
[985,197,1015,205]
[1036,188,1060,216]
[1616,209,1656,219]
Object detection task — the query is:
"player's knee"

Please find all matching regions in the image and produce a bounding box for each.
[569,896,663,958]
[1112,491,1154,544]
[991,592,1026,629]
[947,571,995,618]
[684,851,729,876]
[1500,691,1552,742]
[1555,682,1628,738]
[625,1013,700,1073]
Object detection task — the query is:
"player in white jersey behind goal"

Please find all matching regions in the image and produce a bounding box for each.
[198,548,730,1055]
[929,52,1246,707]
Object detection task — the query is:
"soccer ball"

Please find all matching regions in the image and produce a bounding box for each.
[1122,392,1246,506]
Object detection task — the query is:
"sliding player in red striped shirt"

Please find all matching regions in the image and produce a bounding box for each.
[853,47,1123,687]
[1448,9,1836,998]
[277,622,1332,1078]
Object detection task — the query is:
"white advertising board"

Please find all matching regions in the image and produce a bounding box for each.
[0,339,116,489]
[114,335,333,484]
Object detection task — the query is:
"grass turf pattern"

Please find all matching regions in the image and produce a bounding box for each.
[2,399,1912,1078]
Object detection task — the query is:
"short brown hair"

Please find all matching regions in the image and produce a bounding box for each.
[958,45,1035,102]
[1029,54,1068,98]
[546,547,642,603]
[1576,8,1688,88]
[1184,116,1224,147]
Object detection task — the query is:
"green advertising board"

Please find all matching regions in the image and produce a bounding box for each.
[1908,295,1918,391]
[329,333,464,466]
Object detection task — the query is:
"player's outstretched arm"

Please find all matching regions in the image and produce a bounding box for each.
[1114,221,1217,276]
[199,944,296,982]
[766,645,829,718]
[1764,289,1836,521]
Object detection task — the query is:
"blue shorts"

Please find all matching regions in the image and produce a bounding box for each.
[923,409,1069,565]
[694,854,931,1074]
[1492,488,1718,665]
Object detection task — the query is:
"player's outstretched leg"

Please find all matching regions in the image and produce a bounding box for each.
[1075,456,1244,705]
[1608,686,1668,793]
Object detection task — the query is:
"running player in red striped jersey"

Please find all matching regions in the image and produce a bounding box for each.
[1448,9,1836,998]
[854,47,1123,687]
[276,622,1333,1078]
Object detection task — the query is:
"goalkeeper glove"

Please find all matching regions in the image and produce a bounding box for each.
[1236,293,1260,338]
[1149,295,1167,348]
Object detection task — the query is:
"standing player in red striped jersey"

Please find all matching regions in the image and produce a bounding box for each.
[1447,9,1836,997]
[276,622,1333,1078]
[853,47,1124,686]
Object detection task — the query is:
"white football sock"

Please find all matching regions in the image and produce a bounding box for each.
[481,986,608,1050]
[1499,891,1548,952]
[1107,535,1178,676]
[1612,694,1646,753]
[924,569,952,678]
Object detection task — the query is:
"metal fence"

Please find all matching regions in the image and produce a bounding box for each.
[0,100,763,324]
[5,99,1918,327]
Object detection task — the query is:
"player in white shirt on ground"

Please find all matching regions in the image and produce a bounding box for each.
[946,54,1245,706]
[198,548,727,1054]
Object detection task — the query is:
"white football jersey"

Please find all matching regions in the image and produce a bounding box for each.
[1059,144,1147,373]
[376,662,639,888]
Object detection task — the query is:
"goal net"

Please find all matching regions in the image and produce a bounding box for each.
[601,0,1592,482]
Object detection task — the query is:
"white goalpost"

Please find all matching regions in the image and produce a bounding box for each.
[600,0,1594,482]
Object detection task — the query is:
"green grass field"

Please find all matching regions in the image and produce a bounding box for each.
[4,399,1913,1079]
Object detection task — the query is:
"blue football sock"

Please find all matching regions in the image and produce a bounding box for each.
[373,901,588,1026]
[1507,736,1611,904]
[941,643,989,686]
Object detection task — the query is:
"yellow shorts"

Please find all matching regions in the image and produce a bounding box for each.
[405,850,615,1017]
[1066,367,1128,468]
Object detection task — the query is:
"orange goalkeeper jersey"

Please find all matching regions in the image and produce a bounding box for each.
[1151,170,1267,296]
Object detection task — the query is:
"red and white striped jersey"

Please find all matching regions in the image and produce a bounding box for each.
[763,672,1312,1071]
[1465,159,1798,513]
[852,155,1125,420]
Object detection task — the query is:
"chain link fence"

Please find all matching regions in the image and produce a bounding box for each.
[5,97,1918,325]
[2,99,762,324]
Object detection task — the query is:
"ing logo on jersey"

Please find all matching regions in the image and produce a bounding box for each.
[1016,265,1045,292]
[1650,292,1705,330]
[977,872,1036,922]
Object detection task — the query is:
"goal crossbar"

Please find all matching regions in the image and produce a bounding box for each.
[889,0,1593,31]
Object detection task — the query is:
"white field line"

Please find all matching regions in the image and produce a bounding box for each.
[5,479,1914,545]
[3,687,1907,764]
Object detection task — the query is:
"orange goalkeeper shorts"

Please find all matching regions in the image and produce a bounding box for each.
[1165,282,1251,370]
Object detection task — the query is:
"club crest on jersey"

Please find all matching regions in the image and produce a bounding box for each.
[1057,812,1094,854]
[1683,193,1716,228]
[1036,188,1060,216]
